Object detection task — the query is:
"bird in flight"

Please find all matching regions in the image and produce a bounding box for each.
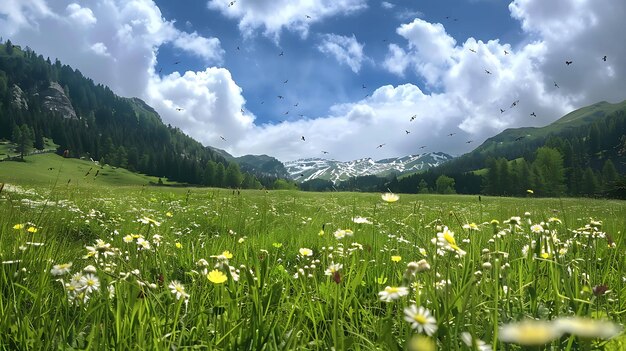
[504,50,509,55]
[283,79,288,84]
[419,145,427,149]
[500,108,506,114]
[469,48,477,53]
[377,144,386,149]
[236,46,240,50]
[240,108,244,113]
[554,81,560,88]
[565,60,573,65]
[362,84,367,89]
[511,100,519,108]
[602,55,607,62]
[405,130,411,134]
[294,102,299,107]
[466,140,473,144]
[530,112,537,117]
[176,107,184,111]
[174,61,181,65]
[301,136,306,141]
[158,68,162,73]
[220,136,227,141]
[485,69,492,74]
[228,1,236,7]
[448,133,456,136]
[279,51,284,56]
[284,111,289,115]
[298,114,305,117]
[277,95,284,99]
[410,115,417,121]
[322,151,329,154]
[306,15,311,19]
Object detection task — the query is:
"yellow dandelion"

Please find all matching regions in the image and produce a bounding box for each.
[165,212,173,217]
[175,242,183,249]
[207,269,228,284]
[381,192,400,203]
[27,226,38,233]
[391,255,402,262]
[221,250,233,259]
[499,319,562,346]
[13,224,24,230]
[318,229,325,236]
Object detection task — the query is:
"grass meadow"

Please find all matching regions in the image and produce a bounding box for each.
[1,154,626,350]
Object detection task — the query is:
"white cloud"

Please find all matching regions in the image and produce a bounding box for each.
[66,3,96,26]
[381,2,395,10]
[206,0,367,39]
[317,33,366,73]
[172,31,224,64]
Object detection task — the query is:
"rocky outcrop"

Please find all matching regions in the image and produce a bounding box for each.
[11,84,28,110]
[38,82,78,120]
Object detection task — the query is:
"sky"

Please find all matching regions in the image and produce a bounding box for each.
[0,0,625,162]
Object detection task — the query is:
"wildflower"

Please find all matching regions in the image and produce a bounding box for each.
[221,250,233,259]
[391,255,402,263]
[378,286,409,302]
[168,280,190,300]
[207,269,228,284]
[324,263,343,276]
[83,265,97,273]
[27,226,38,233]
[165,212,173,217]
[238,237,245,243]
[435,227,466,256]
[530,224,544,234]
[272,242,283,248]
[12,224,24,230]
[505,216,521,226]
[333,229,353,240]
[136,237,151,250]
[499,319,562,346]
[318,229,325,236]
[85,239,115,259]
[463,223,479,231]
[79,274,101,294]
[482,262,492,269]
[138,216,161,227]
[547,217,562,224]
[352,216,373,224]
[555,316,622,339]
[122,235,134,243]
[50,262,72,276]
[381,192,400,203]
[407,335,436,351]
[299,248,313,257]
[403,305,438,335]
[460,332,492,351]
[490,219,499,226]
[175,242,183,249]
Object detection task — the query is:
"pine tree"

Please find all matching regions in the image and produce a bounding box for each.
[601,159,619,192]
[225,163,243,188]
[532,147,566,196]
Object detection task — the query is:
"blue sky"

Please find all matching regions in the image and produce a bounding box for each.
[1,0,625,161]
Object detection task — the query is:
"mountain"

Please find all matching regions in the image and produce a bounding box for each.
[285,152,454,183]
[207,147,290,178]
[0,40,263,188]
[436,99,626,175]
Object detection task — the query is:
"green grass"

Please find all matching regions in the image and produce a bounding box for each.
[1,164,626,350]
[0,153,177,187]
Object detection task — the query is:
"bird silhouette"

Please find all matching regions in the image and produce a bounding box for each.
[279,51,284,56]
[174,61,181,65]
[228,1,236,7]
[377,143,385,149]
[277,95,284,99]
[469,48,476,53]
[419,145,427,149]
[448,133,456,136]
[410,115,417,121]
[466,140,473,144]
[240,108,244,113]
[362,84,367,89]
[306,15,311,19]
[283,79,288,83]
[298,114,305,117]
[500,108,506,113]
[504,50,509,55]
[294,102,299,107]
[485,69,492,74]
[364,93,370,98]
[284,111,289,115]
[530,112,537,117]
[220,136,227,141]
[554,81,560,88]
[602,55,607,62]
[405,130,411,134]
[260,101,265,104]
[301,136,306,141]
[565,60,573,65]
[511,100,519,108]
[158,68,162,73]
[322,151,329,154]
[176,107,184,111]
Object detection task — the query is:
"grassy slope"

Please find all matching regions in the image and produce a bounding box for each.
[0,153,177,187]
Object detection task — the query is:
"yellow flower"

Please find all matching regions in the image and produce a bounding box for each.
[407,335,436,351]
[381,192,400,203]
[165,212,173,217]
[499,319,562,346]
[13,224,24,230]
[175,242,182,249]
[207,269,228,284]
[391,255,402,262]
[27,226,38,233]
[318,229,325,236]
[299,248,313,257]
[221,250,233,259]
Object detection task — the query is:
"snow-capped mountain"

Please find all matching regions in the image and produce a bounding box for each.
[285,152,454,183]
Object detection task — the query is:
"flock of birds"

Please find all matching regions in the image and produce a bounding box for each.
[164,2,611,161]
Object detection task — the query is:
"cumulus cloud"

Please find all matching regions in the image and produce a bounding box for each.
[317,33,367,73]
[381,2,395,10]
[172,31,224,64]
[206,0,367,39]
